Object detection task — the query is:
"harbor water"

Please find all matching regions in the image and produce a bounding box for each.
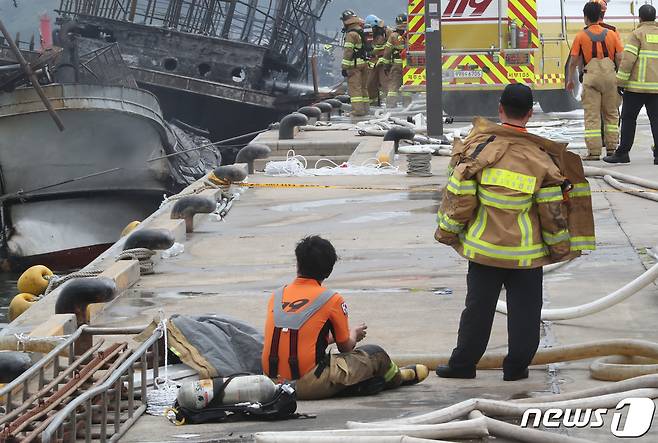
[0,272,18,322]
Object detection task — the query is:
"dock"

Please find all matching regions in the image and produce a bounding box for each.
[3,109,658,442]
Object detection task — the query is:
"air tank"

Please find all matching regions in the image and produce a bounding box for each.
[177,375,278,410]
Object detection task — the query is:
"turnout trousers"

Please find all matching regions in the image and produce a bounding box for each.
[581,58,620,157]
[448,261,543,375]
[367,64,389,105]
[386,64,404,108]
[295,345,401,400]
[616,91,658,160]
[347,65,370,117]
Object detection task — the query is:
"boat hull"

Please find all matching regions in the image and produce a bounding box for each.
[0,84,172,270]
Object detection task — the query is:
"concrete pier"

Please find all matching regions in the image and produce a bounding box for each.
[5,110,658,442]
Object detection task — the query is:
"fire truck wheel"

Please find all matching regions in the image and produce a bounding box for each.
[536,90,581,113]
[442,91,500,117]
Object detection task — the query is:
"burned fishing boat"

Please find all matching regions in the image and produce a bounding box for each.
[54,0,332,141]
[0,41,218,270]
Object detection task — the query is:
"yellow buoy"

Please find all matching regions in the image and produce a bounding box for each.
[17,265,53,295]
[8,293,37,321]
[120,221,141,238]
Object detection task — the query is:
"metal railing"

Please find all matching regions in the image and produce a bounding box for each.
[42,325,163,442]
[0,324,161,442]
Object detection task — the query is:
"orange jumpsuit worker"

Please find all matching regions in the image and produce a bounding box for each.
[263,236,428,400]
[340,10,369,117]
[567,2,623,160]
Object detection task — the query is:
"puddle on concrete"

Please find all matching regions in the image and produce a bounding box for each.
[269,190,441,214]
[270,193,408,212]
[340,287,453,297]
[341,212,412,224]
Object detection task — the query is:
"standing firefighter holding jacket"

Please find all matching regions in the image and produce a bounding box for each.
[567,2,623,161]
[383,14,409,108]
[605,4,658,165]
[435,85,595,381]
[341,10,369,117]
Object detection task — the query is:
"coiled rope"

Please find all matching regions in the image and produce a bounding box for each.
[44,269,104,296]
[146,319,179,416]
[117,248,156,275]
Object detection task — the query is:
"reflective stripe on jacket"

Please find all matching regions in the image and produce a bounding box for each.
[435,118,596,269]
[383,31,405,65]
[617,21,658,93]
[342,27,367,69]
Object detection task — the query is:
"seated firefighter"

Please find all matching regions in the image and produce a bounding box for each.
[262,235,428,400]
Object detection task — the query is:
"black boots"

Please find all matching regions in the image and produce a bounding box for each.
[503,368,530,381]
[436,365,530,381]
[603,152,630,164]
[435,365,476,379]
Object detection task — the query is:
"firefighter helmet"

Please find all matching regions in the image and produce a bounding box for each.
[365,14,384,29]
[395,13,408,30]
[341,9,360,27]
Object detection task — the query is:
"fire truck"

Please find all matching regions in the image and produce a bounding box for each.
[404,0,647,115]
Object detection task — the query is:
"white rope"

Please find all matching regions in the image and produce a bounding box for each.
[264,150,401,177]
[146,319,179,416]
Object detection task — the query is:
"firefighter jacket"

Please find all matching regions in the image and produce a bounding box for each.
[383,31,405,66]
[435,118,596,269]
[342,25,367,70]
[372,27,392,66]
[617,21,658,93]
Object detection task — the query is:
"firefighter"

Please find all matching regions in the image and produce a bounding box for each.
[365,15,391,106]
[340,10,369,117]
[567,2,623,160]
[383,14,410,108]
[435,84,595,380]
[605,5,658,165]
[262,236,429,400]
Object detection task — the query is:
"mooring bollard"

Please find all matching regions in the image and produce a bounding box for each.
[297,106,322,125]
[314,102,333,122]
[324,98,343,116]
[236,143,272,174]
[209,165,248,185]
[0,351,32,384]
[171,195,217,233]
[55,277,118,353]
[123,228,175,251]
[384,126,416,154]
[278,112,308,140]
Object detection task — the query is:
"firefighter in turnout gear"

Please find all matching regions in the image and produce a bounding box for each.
[365,15,391,106]
[435,85,595,381]
[567,2,623,160]
[384,14,409,108]
[263,236,429,400]
[605,5,658,165]
[341,10,369,117]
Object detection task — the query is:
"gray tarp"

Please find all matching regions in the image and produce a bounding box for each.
[169,314,264,377]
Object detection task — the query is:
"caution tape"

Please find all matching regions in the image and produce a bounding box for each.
[239,182,439,192]
[237,182,658,195]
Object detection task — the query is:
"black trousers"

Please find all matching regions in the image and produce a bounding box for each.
[617,91,658,158]
[449,261,543,375]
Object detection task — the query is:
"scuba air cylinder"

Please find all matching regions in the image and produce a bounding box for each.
[177,375,278,410]
[168,375,300,425]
